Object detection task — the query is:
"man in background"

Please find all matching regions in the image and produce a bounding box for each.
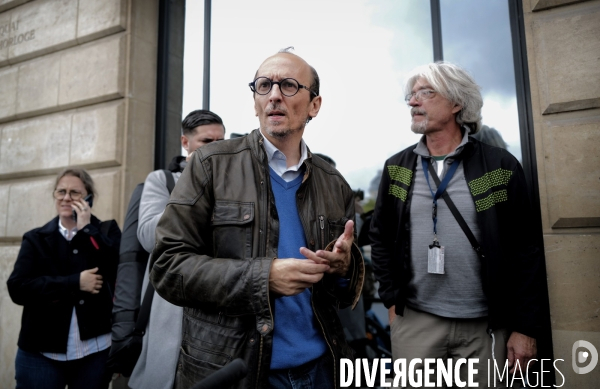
[128,110,225,389]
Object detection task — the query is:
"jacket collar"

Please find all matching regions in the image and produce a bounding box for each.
[250,129,265,161]
[250,129,314,182]
[167,155,186,173]
[413,126,472,160]
[37,216,61,250]
[38,216,60,235]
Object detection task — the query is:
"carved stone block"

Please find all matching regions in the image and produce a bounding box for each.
[532,2,600,114]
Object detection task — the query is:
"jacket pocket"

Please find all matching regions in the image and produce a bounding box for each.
[325,217,348,246]
[182,308,250,361]
[212,200,254,259]
[176,347,225,386]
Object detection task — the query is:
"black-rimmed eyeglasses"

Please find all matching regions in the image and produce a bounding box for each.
[249,77,317,98]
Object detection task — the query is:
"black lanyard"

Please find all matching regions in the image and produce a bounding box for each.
[422,157,460,237]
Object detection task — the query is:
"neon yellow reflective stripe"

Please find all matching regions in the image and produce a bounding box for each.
[475,189,508,212]
[387,165,413,186]
[388,184,408,201]
[468,168,513,196]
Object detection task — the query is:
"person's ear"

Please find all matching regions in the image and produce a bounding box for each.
[181,135,189,152]
[308,95,322,120]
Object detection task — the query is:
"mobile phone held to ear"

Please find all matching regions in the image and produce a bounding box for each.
[72,194,94,221]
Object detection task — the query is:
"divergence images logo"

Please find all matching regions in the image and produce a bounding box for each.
[572,340,598,374]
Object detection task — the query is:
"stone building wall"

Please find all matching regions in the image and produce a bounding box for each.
[0,0,165,386]
[0,0,598,387]
[524,0,600,387]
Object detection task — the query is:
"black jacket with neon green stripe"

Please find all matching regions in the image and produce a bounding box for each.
[369,136,544,339]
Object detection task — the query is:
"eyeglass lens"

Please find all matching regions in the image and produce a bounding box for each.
[406,90,434,102]
[54,189,83,200]
[254,77,299,97]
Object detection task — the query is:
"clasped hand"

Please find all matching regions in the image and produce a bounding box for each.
[269,220,354,296]
[80,267,103,294]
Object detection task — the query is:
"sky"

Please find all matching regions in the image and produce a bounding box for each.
[182,0,522,199]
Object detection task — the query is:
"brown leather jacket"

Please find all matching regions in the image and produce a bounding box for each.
[151,129,364,389]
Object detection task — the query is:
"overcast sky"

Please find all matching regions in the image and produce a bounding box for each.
[182,0,521,197]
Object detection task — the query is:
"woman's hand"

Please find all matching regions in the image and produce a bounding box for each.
[80,267,103,294]
[71,198,92,230]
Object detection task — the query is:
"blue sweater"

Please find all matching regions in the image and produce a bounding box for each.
[269,169,327,369]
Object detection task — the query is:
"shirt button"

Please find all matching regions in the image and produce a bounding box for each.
[79,300,84,305]
[84,228,89,233]
[243,214,250,220]
[261,324,269,333]
[73,249,78,254]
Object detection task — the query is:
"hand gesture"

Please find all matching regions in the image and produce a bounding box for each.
[300,220,354,277]
[80,267,103,294]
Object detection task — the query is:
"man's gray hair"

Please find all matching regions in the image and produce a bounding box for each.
[405,62,483,134]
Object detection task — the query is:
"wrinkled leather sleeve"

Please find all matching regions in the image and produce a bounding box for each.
[323,239,364,310]
[150,153,272,316]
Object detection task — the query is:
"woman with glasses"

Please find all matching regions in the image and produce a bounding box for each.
[7,167,121,389]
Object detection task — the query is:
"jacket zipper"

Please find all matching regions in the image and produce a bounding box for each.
[319,215,325,247]
[311,290,336,389]
[260,171,268,256]
[255,337,264,389]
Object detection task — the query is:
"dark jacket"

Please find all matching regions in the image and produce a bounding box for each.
[7,215,121,353]
[151,129,364,389]
[369,137,544,338]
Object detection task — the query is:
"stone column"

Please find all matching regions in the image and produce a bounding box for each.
[0,0,183,385]
[524,0,600,387]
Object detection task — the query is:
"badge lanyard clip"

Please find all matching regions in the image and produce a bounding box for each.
[422,157,460,239]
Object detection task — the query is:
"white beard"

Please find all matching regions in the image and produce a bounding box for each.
[411,118,428,134]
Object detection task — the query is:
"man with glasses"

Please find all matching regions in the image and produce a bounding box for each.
[150,48,364,389]
[369,62,545,387]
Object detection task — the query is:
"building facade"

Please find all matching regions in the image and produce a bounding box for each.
[0,0,598,387]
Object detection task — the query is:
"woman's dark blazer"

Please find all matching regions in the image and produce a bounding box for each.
[7,215,121,353]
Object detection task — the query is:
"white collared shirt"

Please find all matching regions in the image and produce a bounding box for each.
[262,133,308,182]
[58,219,78,241]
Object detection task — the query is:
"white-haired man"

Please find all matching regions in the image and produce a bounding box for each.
[369,62,544,386]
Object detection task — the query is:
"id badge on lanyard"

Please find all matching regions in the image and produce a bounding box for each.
[428,239,445,274]
[422,157,459,275]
